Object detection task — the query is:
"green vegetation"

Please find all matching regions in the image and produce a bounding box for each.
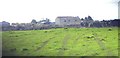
[2,27,118,56]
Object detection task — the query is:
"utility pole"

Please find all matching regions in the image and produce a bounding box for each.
[118,1,120,19]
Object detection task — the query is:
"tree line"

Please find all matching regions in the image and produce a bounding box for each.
[1,19,120,31]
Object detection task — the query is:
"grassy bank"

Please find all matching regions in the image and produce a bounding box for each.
[2,27,118,56]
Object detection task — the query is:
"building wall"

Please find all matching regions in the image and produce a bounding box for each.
[55,18,61,25]
[0,21,10,27]
[55,16,81,27]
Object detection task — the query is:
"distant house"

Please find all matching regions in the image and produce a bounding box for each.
[0,21,10,27]
[0,21,10,31]
[37,18,51,24]
[55,16,81,27]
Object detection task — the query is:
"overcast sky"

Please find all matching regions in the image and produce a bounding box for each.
[0,0,119,23]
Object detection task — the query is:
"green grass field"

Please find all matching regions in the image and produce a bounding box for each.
[2,27,118,56]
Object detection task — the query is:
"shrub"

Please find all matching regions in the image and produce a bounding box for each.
[22,48,28,51]
[44,31,47,33]
[86,35,94,38]
[83,45,86,46]
[108,28,112,31]
[95,53,99,55]
[62,48,68,50]
[100,39,105,41]
[15,35,18,37]
[119,32,120,35]
[64,28,68,29]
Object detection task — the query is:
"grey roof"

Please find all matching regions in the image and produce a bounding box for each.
[56,16,80,19]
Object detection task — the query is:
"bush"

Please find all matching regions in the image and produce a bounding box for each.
[86,35,94,38]
[44,31,47,33]
[83,45,86,46]
[22,48,28,51]
[100,39,105,41]
[64,28,68,29]
[108,28,112,31]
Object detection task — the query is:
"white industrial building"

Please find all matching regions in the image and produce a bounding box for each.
[55,16,81,27]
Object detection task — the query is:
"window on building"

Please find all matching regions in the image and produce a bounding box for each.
[64,20,66,22]
[75,20,77,21]
[68,20,70,22]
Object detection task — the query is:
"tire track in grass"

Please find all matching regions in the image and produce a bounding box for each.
[35,38,52,51]
[69,35,80,55]
[26,37,53,55]
[57,34,71,56]
[98,48,118,56]
[93,33,113,56]
[74,36,81,44]
[87,48,116,56]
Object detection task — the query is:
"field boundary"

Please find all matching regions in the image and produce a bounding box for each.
[93,33,113,56]
[58,34,71,56]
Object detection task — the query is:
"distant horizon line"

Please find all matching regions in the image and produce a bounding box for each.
[1,18,119,24]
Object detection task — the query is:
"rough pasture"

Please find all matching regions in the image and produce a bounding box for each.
[2,27,118,56]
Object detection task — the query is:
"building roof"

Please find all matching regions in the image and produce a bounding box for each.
[56,16,80,19]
